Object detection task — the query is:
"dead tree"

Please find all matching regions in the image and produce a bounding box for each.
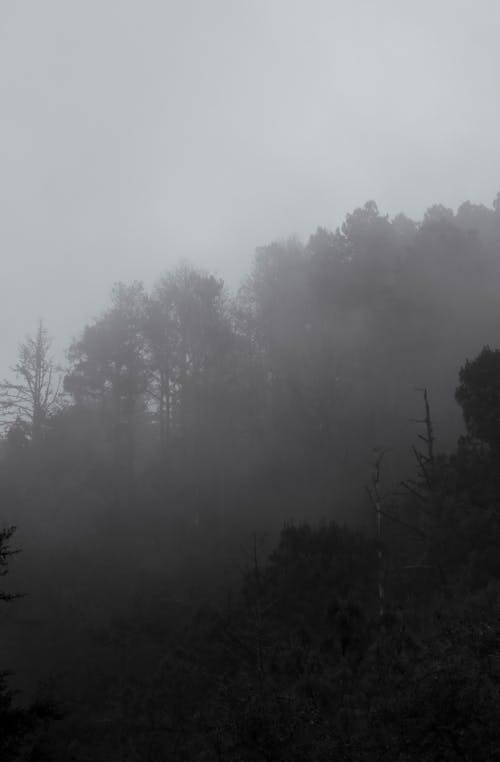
[366,388,451,613]
[401,387,448,588]
[0,321,62,443]
[366,449,389,618]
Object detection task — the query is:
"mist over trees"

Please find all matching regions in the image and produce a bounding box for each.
[2,195,500,759]
[12,194,500,532]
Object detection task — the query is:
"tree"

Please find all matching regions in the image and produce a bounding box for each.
[65,282,150,506]
[455,346,500,452]
[0,526,54,759]
[0,525,19,602]
[148,264,233,448]
[0,321,62,445]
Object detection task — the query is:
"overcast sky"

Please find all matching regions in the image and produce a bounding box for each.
[1,0,499,376]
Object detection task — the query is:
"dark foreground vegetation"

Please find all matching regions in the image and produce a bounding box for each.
[2,196,500,759]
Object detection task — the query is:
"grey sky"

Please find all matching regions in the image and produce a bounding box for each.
[1,0,499,376]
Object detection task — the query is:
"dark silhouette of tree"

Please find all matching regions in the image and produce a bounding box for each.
[456,346,500,452]
[0,526,54,760]
[0,525,19,602]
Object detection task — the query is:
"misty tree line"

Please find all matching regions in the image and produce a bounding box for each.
[3,196,500,759]
[3,195,500,535]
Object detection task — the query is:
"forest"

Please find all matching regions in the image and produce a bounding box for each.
[2,195,500,760]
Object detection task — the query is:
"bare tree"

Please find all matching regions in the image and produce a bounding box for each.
[0,321,62,443]
[366,448,390,618]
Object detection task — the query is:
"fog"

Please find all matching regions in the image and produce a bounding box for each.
[3,3,500,759]
[2,0,500,375]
